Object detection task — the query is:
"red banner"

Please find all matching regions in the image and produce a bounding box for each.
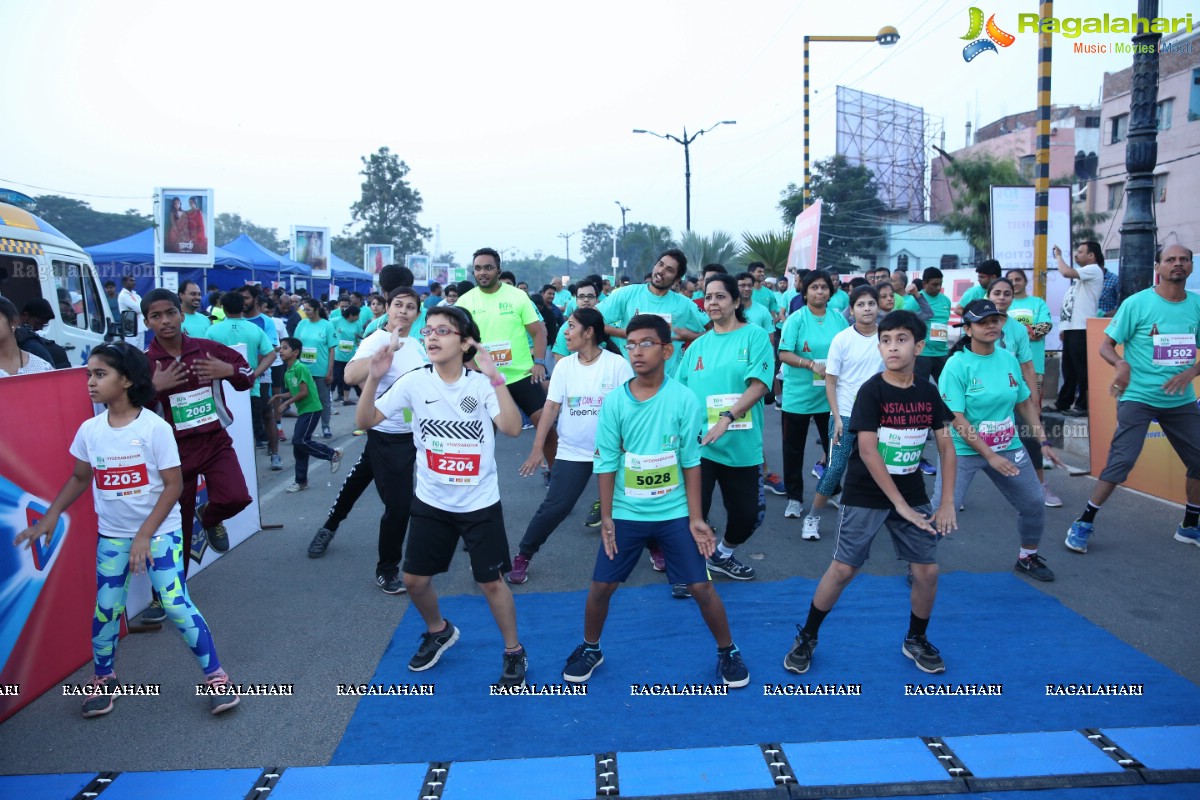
[786,200,822,274]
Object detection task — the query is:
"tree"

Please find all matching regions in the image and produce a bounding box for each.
[33,195,152,247]
[937,153,1026,256]
[615,222,675,279]
[777,156,887,272]
[332,147,432,266]
[677,230,739,275]
[1072,207,1109,246]
[738,231,793,274]
[579,222,616,273]
[214,212,288,253]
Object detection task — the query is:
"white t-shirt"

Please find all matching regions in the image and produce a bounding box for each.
[0,352,53,377]
[375,365,501,513]
[351,328,428,434]
[546,350,634,462]
[1059,263,1104,331]
[825,325,885,419]
[271,317,288,367]
[69,408,183,538]
[118,288,145,334]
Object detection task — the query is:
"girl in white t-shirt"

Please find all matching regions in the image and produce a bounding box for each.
[15,343,238,718]
[508,307,633,584]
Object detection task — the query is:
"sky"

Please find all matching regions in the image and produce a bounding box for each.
[0,0,1179,266]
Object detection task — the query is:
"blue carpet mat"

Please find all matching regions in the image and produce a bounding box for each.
[332,572,1200,765]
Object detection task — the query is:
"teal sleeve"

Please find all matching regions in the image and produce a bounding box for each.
[937,357,967,414]
[745,328,774,387]
[678,390,703,469]
[594,392,622,474]
[1103,303,1133,345]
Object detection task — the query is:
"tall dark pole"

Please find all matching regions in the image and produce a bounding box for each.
[615,202,630,273]
[682,127,692,231]
[1032,0,1053,300]
[1118,0,1162,300]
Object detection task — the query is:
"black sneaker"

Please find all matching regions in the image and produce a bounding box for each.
[308,528,335,558]
[671,583,692,599]
[585,500,602,528]
[377,573,407,595]
[717,644,750,688]
[206,521,230,554]
[497,647,528,688]
[563,644,604,683]
[1015,552,1055,582]
[139,599,167,625]
[784,627,817,674]
[708,552,756,581]
[902,634,946,674]
[409,621,459,671]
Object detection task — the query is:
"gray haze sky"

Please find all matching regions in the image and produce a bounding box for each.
[1,0,1167,264]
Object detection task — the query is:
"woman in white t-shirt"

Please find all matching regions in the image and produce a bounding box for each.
[508,307,633,585]
[0,297,53,377]
[14,342,238,717]
[806,285,886,538]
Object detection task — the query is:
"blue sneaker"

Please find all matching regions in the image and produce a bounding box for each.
[1175,525,1200,548]
[1065,520,1094,553]
[764,472,786,496]
[811,462,826,480]
[919,458,937,476]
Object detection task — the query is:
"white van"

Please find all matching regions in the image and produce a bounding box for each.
[0,201,127,365]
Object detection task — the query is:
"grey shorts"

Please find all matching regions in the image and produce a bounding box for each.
[832,504,939,568]
[1099,400,1200,483]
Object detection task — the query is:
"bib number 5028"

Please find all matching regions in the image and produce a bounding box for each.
[634,472,672,487]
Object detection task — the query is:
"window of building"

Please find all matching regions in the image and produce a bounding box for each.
[1084,115,1101,128]
[896,254,909,271]
[1156,99,1174,131]
[1019,154,1036,181]
[1154,173,1168,203]
[940,255,959,271]
[1111,114,1128,144]
[1107,183,1124,210]
[1190,68,1200,121]
[1105,249,1119,260]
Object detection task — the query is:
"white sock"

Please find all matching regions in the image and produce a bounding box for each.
[717,542,735,558]
[1019,547,1037,559]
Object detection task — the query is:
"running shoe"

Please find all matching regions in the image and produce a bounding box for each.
[542,469,551,489]
[377,573,406,595]
[784,499,803,518]
[507,553,531,585]
[256,440,266,449]
[563,644,604,683]
[784,627,817,674]
[671,583,692,599]
[409,621,459,671]
[522,421,535,431]
[717,644,750,688]
[270,454,283,471]
[286,483,308,493]
[205,672,241,715]
[353,429,366,436]
[206,521,230,554]
[82,674,118,718]
[1015,552,1055,582]
[919,458,937,476]
[905,566,914,587]
[585,500,602,527]
[708,552,756,580]
[764,472,786,496]
[308,528,335,558]
[190,527,209,562]
[331,448,344,473]
[1064,520,1094,553]
[802,516,821,541]
[342,399,356,406]
[1042,483,1063,508]
[1176,525,1200,547]
[902,634,946,674]
[649,546,666,572]
[140,599,167,625]
[322,426,333,439]
[811,462,825,480]
[497,647,528,688]
[277,426,287,442]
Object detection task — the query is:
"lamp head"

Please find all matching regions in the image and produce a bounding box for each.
[876,26,900,45]
[632,129,647,134]
[720,120,737,125]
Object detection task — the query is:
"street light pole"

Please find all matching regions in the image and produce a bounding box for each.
[632,121,736,231]
[614,201,630,275]
[803,26,900,207]
[557,232,576,277]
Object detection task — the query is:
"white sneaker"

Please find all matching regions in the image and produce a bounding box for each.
[784,499,803,518]
[802,515,821,540]
[286,483,307,493]
[1042,483,1063,508]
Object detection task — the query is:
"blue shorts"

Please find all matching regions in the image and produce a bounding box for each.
[592,517,711,585]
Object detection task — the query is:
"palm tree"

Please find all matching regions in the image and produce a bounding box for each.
[677,230,739,274]
[738,231,792,274]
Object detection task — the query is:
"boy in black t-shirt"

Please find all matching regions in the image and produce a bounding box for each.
[784,311,958,675]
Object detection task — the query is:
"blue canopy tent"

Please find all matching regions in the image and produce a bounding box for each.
[219,234,311,291]
[318,253,373,298]
[86,228,253,297]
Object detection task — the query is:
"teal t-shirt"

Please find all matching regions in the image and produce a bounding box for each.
[743,302,775,335]
[294,318,337,379]
[918,291,952,356]
[205,318,274,398]
[998,317,1033,366]
[365,306,428,337]
[958,283,986,309]
[938,346,1030,457]
[181,311,210,339]
[285,361,323,415]
[827,289,849,313]
[598,284,709,378]
[594,376,703,522]
[752,286,779,316]
[551,324,570,357]
[1104,287,1200,408]
[777,288,799,329]
[676,325,774,467]
[778,306,847,414]
[331,315,363,363]
[1008,296,1053,375]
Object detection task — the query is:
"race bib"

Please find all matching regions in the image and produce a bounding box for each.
[1009,309,1034,325]
[1152,333,1197,367]
[636,311,673,326]
[337,339,355,355]
[811,359,827,387]
[169,386,218,431]
[93,452,150,499]
[300,346,318,364]
[705,394,751,430]
[623,451,680,498]
[425,437,481,485]
[877,426,926,474]
[484,341,513,367]
[930,322,948,343]
[977,419,1016,451]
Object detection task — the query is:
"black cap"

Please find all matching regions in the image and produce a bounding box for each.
[957,299,1007,326]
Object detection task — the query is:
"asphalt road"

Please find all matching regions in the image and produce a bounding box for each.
[2,401,1198,776]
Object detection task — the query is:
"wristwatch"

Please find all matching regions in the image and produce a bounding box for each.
[533,358,546,367]
[720,410,737,422]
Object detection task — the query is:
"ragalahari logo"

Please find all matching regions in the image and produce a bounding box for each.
[962,8,1016,62]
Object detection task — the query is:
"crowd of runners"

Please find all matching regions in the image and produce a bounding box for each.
[12,241,1200,713]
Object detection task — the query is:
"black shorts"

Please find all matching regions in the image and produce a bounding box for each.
[403,498,512,583]
[506,375,548,419]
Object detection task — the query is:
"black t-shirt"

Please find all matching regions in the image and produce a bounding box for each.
[842,373,953,510]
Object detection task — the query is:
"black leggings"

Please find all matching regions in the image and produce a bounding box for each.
[700,460,762,545]
[781,411,831,502]
[369,430,416,578]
